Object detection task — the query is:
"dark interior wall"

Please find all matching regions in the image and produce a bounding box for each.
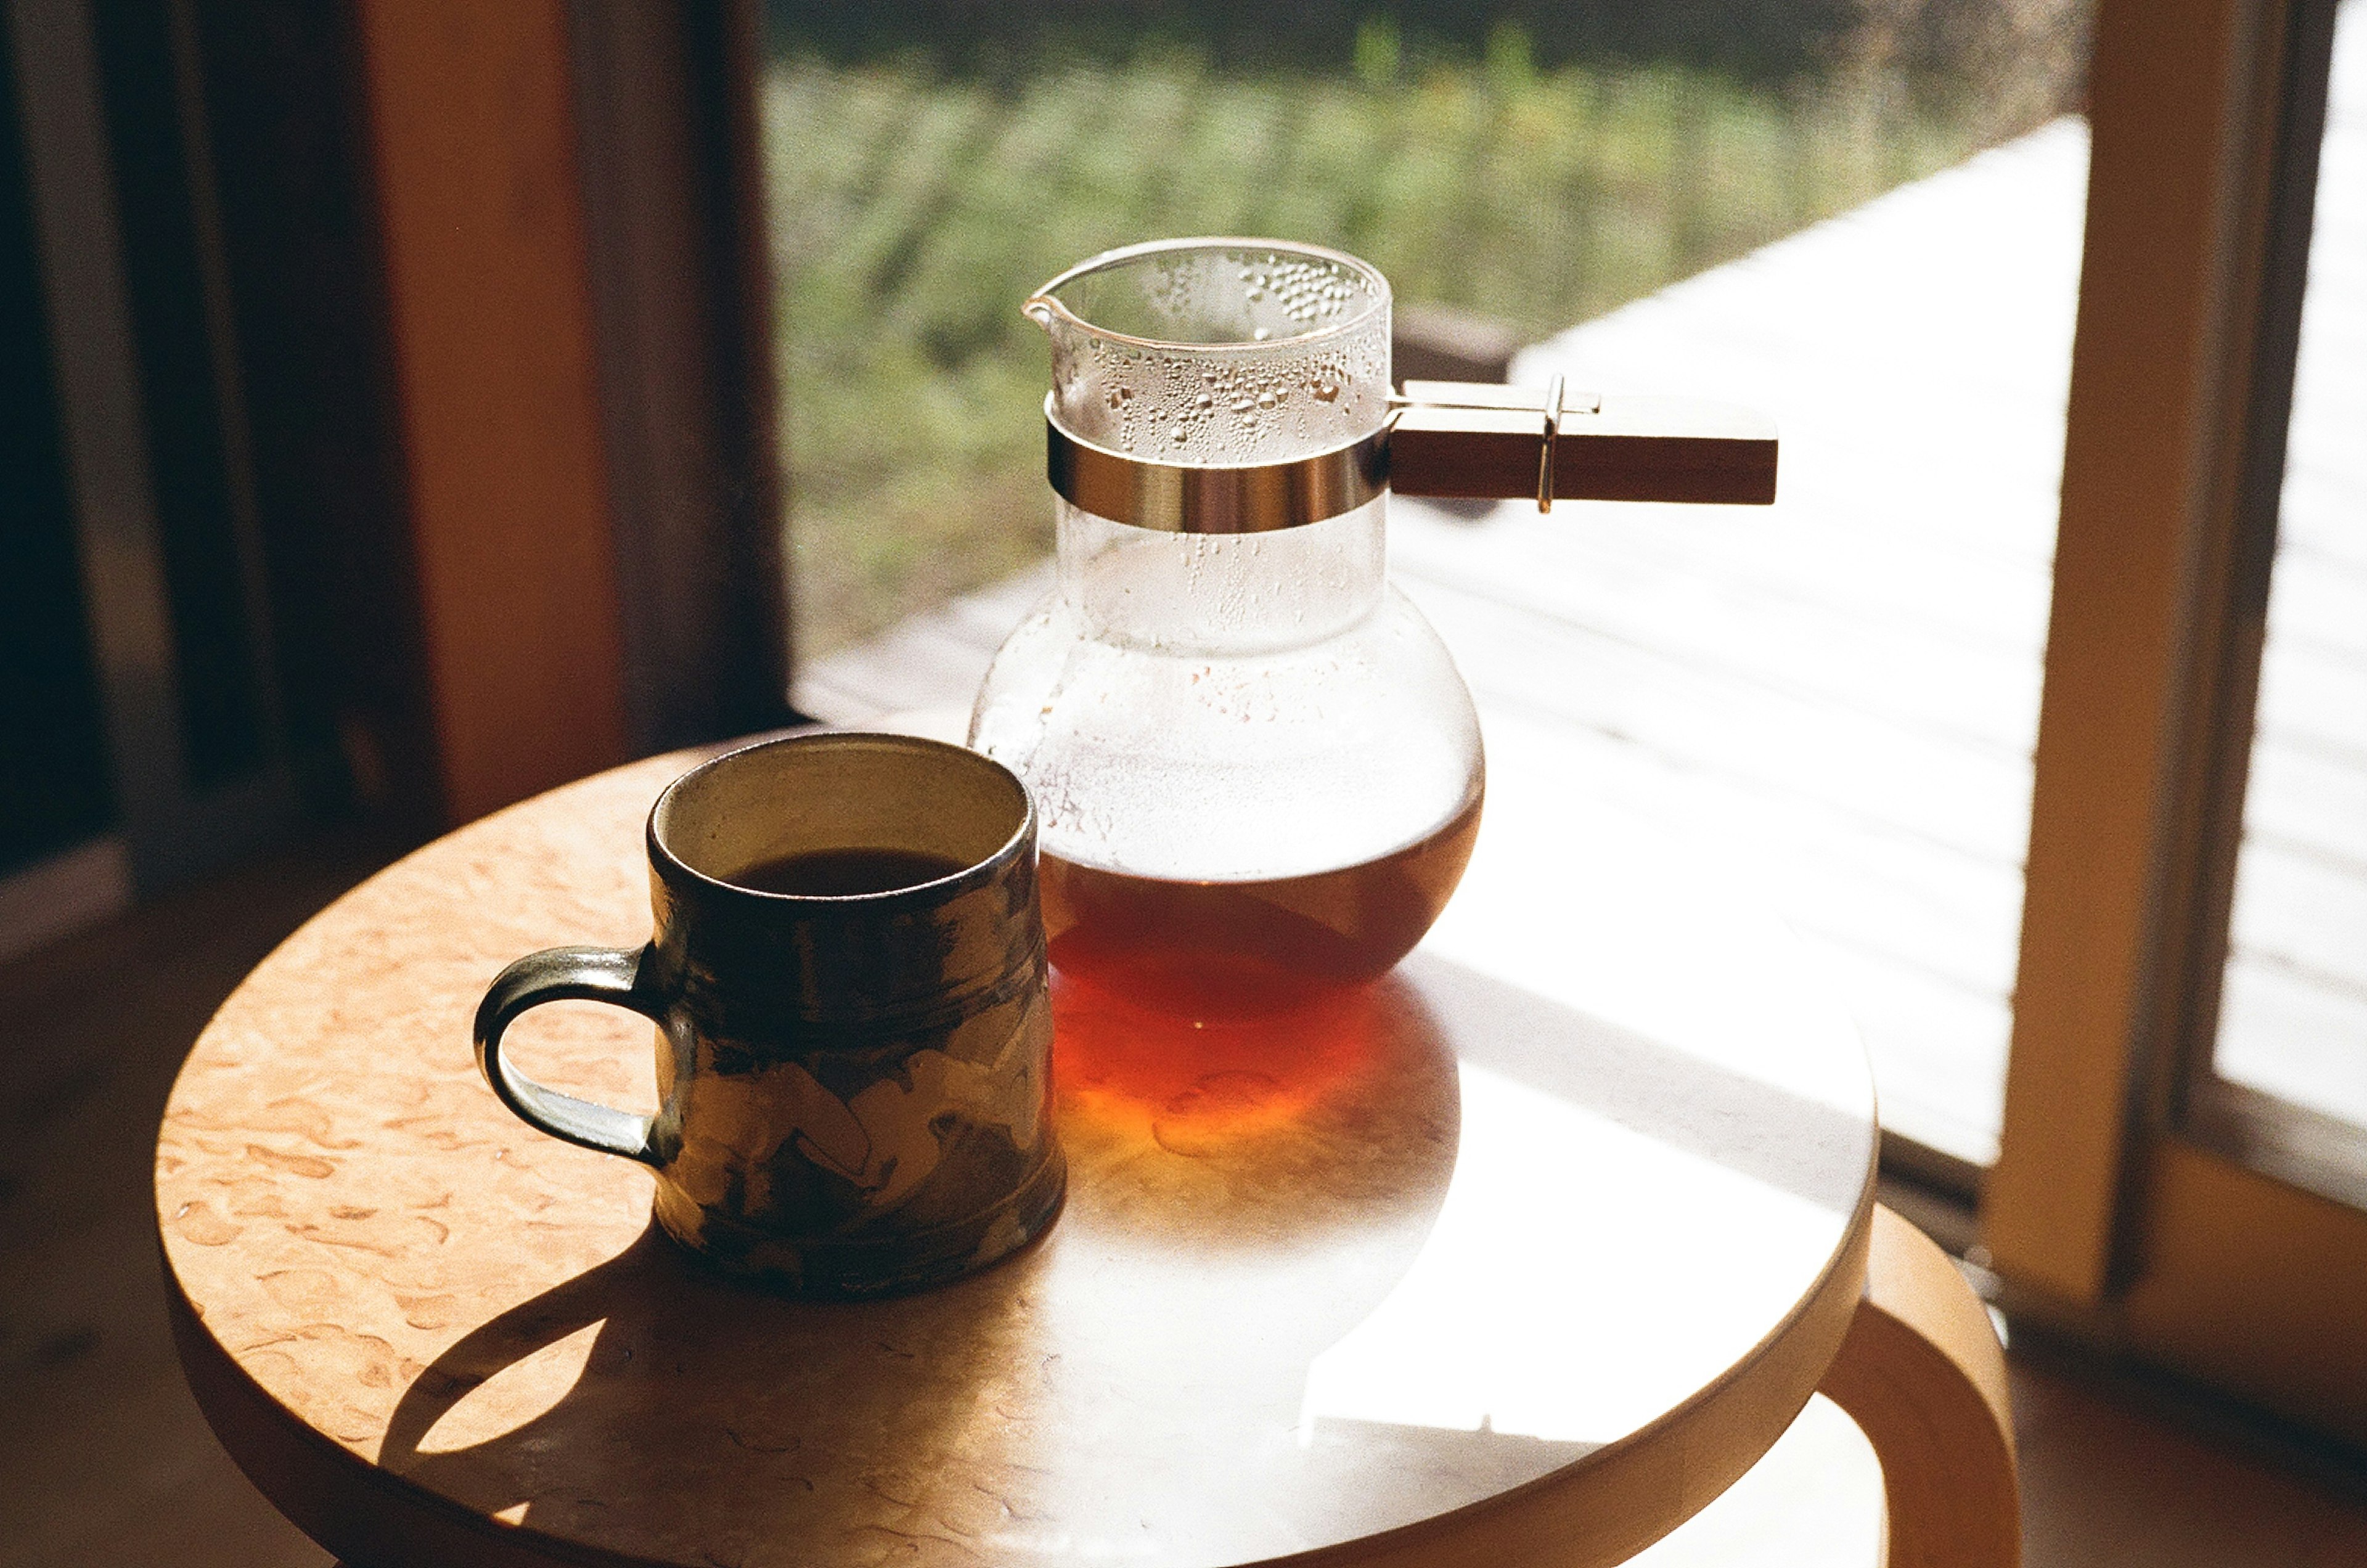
[3,0,438,892]
[9,0,788,874]
[184,1,435,830]
[684,0,796,742]
[0,11,115,878]
[88,0,269,793]
[571,0,794,754]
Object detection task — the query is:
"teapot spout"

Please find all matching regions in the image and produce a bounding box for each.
[1023,238,1392,469]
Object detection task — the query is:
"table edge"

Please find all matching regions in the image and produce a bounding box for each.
[155,737,1881,1568]
[163,1164,1874,1568]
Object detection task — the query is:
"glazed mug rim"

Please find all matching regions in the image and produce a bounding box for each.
[645,730,1036,910]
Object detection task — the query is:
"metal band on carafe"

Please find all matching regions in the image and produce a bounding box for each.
[1044,398,1388,534]
[1045,381,1780,533]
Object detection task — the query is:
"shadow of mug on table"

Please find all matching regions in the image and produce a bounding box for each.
[391,966,1473,1561]
[472,732,1066,1299]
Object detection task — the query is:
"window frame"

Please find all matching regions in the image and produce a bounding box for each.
[1984,0,2367,1448]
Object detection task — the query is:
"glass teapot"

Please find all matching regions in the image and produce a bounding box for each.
[969,239,1775,1013]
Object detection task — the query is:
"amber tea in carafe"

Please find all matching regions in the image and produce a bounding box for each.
[1040,792,1481,1015]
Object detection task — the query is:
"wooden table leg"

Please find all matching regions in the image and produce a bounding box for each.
[1818,1206,2021,1568]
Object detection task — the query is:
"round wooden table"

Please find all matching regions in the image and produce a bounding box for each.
[157,721,2005,1568]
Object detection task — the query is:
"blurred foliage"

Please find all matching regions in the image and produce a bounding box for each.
[762,1,2087,97]
[762,2,2090,657]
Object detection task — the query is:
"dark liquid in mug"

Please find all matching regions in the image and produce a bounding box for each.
[1042,790,1482,1015]
[730,846,969,896]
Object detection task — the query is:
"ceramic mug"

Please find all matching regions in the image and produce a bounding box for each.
[473,732,1065,1298]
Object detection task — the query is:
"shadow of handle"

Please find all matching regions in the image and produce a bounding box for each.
[1819,1206,2021,1568]
[473,944,664,1164]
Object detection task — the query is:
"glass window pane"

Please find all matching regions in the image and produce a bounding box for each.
[761,4,2093,1169]
[2211,0,2367,1135]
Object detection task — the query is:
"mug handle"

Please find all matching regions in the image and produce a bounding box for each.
[473,945,666,1164]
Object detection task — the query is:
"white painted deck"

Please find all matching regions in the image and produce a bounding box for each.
[799,44,2366,1169]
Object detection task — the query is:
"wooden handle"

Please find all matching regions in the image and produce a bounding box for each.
[1818,1206,2022,1568]
[1388,380,1778,507]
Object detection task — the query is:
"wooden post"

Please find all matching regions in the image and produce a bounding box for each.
[1982,0,2292,1313]
[351,0,632,825]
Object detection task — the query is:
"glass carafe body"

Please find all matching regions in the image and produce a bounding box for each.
[969,240,1483,1012]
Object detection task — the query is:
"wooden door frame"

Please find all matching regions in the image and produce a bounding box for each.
[1983,0,2367,1448]
[347,0,791,825]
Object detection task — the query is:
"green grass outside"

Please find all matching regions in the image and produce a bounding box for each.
[762,47,2054,658]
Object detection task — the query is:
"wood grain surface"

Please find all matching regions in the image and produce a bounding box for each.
[158,740,1877,1567]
